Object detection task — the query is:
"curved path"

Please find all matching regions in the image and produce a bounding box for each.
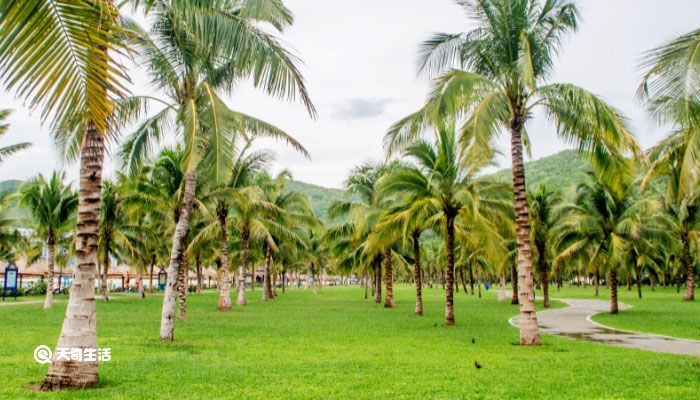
[509,299,700,357]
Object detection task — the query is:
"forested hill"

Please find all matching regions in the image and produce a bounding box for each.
[488,149,591,194]
[284,180,346,223]
[0,150,591,224]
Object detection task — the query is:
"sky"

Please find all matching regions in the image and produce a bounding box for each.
[0,0,698,189]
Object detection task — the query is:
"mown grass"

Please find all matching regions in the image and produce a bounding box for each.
[549,284,700,340]
[0,285,698,399]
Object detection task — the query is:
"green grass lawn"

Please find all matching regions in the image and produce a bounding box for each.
[547,284,700,340]
[0,285,698,399]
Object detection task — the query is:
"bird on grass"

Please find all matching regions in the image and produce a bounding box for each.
[474,361,482,369]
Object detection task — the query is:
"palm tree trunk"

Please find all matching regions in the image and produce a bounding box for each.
[542,267,550,308]
[364,271,369,299]
[44,239,56,309]
[681,230,695,301]
[510,111,540,345]
[262,242,273,301]
[282,269,287,294]
[217,208,232,311]
[444,214,456,326]
[160,169,197,341]
[510,264,519,304]
[635,262,642,299]
[610,268,619,314]
[373,257,382,304]
[459,268,468,296]
[237,224,250,306]
[196,257,202,294]
[556,266,561,292]
[412,231,423,315]
[498,275,507,301]
[101,236,110,301]
[626,275,631,291]
[43,125,104,389]
[177,255,188,320]
[469,262,475,295]
[476,266,482,298]
[536,241,550,308]
[384,248,395,308]
[149,258,155,293]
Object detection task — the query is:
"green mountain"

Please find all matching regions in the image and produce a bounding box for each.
[488,149,592,195]
[285,180,346,223]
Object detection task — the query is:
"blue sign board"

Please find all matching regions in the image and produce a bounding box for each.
[158,270,167,291]
[2,260,18,301]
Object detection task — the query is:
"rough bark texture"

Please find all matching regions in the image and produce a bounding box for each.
[373,257,382,304]
[177,255,188,320]
[412,231,423,315]
[43,126,103,389]
[610,268,619,314]
[681,231,695,301]
[384,248,395,308]
[217,206,232,311]
[237,223,250,306]
[159,169,197,341]
[510,110,540,346]
[44,240,56,309]
[444,214,456,326]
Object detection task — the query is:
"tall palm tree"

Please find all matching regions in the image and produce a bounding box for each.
[0,109,31,165]
[387,0,642,344]
[18,172,77,309]
[98,179,133,301]
[379,126,511,325]
[528,184,562,308]
[0,0,124,387]
[120,0,313,340]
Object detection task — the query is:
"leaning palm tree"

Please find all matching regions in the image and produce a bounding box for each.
[120,0,313,340]
[0,109,31,165]
[0,0,124,387]
[379,126,511,325]
[387,0,642,344]
[18,172,77,309]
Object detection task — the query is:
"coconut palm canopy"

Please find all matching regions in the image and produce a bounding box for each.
[0,0,697,395]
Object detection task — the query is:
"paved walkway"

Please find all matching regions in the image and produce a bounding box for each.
[509,299,700,357]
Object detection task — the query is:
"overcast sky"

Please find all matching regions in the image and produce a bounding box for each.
[0,0,697,188]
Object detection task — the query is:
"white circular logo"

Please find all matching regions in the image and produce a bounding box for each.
[34,345,52,364]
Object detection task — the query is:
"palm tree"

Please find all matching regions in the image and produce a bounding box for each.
[0,109,31,164]
[18,172,77,309]
[120,0,313,340]
[387,0,641,345]
[98,179,133,301]
[553,171,668,313]
[0,0,124,387]
[528,184,562,308]
[379,126,510,325]
[639,28,700,198]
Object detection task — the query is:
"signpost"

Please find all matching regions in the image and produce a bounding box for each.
[2,260,18,301]
[158,270,167,291]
